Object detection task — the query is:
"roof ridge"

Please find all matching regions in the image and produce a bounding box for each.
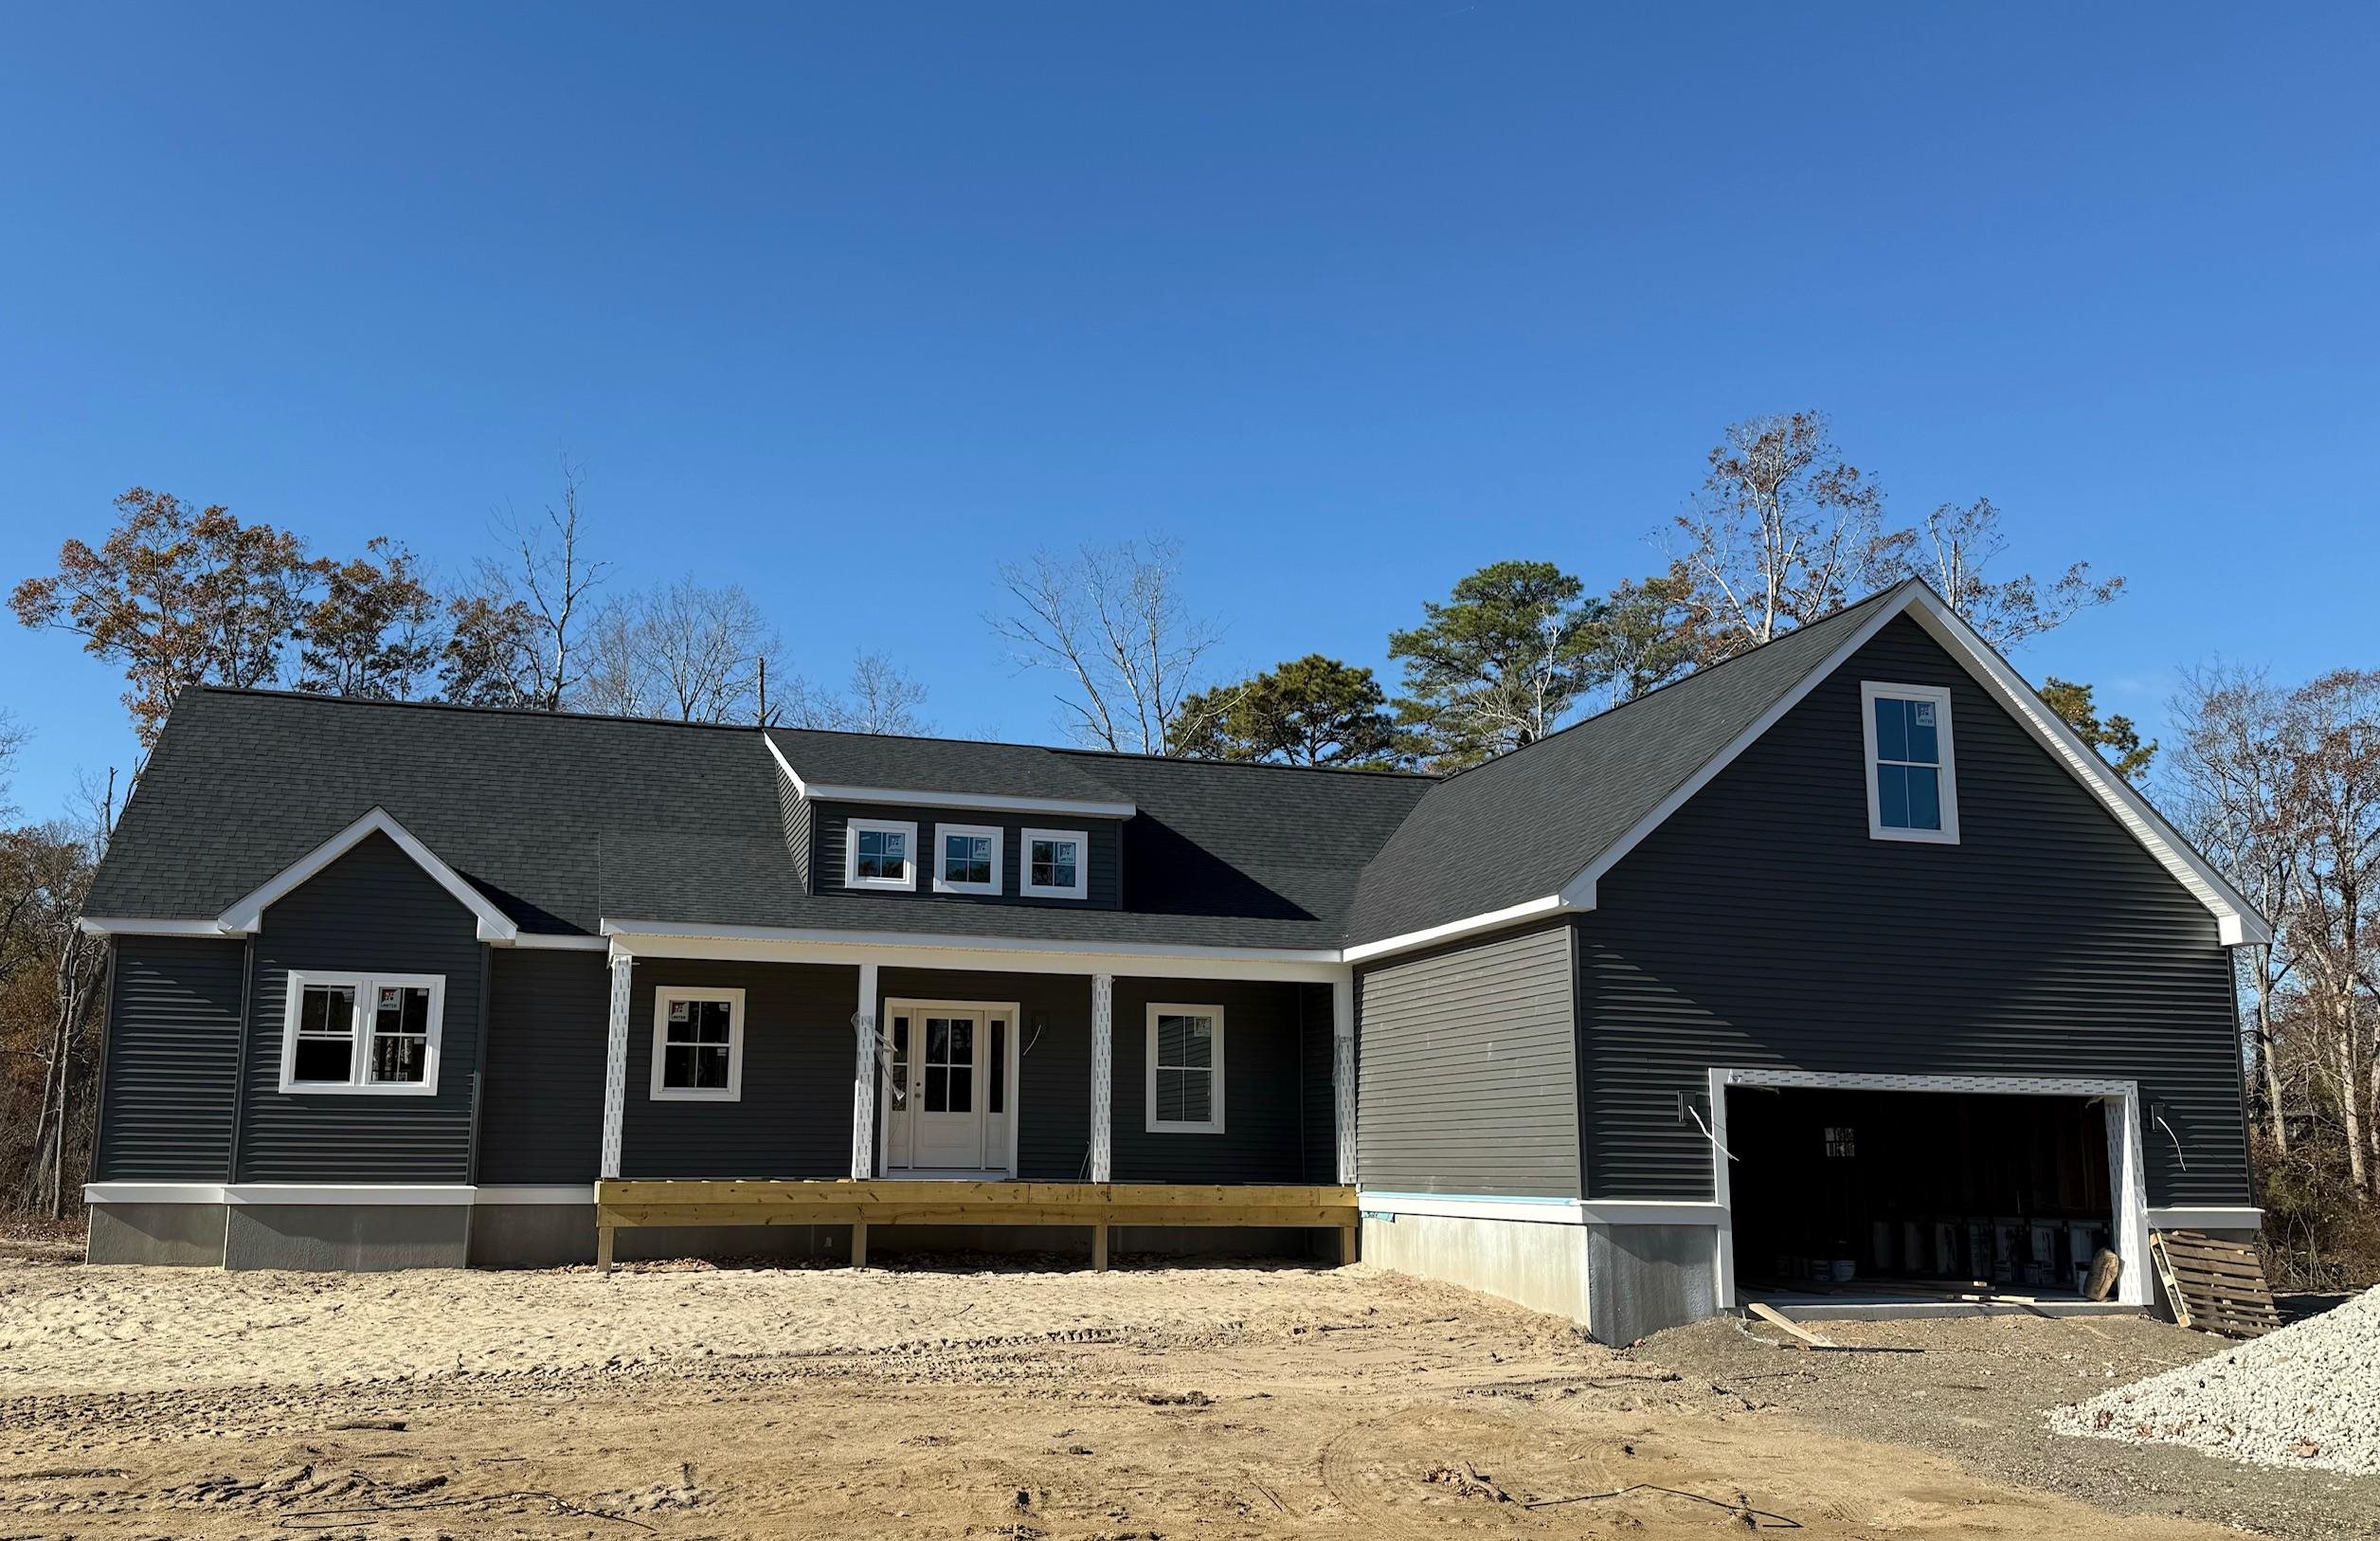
[193,685,767,733]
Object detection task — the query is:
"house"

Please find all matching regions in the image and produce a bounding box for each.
[78,580,2266,1340]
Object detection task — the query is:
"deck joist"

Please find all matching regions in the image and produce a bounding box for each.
[592,1179,1360,1272]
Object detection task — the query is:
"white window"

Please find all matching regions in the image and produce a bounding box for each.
[1861,681,1959,843]
[277,971,444,1095]
[1145,1003,1225,1133]
[1020,827,1090,899]
[931,823,1004,896]
[649,986,746,1101]
[844,817,918,891]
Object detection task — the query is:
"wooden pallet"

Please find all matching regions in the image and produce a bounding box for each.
[2150,1229,2281,1338]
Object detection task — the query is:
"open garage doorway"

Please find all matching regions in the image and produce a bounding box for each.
[1713,1072,2148,1311]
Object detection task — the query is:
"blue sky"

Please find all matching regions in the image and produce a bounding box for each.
[3,3,2373,816]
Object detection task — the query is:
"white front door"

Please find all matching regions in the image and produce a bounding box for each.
[884,1000,1016,1174]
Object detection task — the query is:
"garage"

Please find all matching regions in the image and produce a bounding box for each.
[1722,1083,2124,1302]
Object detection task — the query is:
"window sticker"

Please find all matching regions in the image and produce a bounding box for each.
[669,1000,690,1024]
[1912,701,1936,727]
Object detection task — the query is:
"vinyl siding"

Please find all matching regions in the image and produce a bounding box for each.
[814,801,1122,909]
[778,772,812,891]
[1356,923,1579,1198]
[1578,615,2252,1207]
[236,832,484,1184]
[478,949,608,1184]
[620,958,858,1179]
[1109,978,1310,1184]
[876,969,1091,1181]
[94,936,248,1181]
[1296,983,1338,1185]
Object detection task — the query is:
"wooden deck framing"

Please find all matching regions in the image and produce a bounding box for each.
[593,1179,1360,1272]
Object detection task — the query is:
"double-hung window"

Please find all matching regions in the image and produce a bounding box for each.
[650,986,746,1101]
[1145,1003,1224,1133]
[1862,681,1958,843]
[931,823,1003,896]
[1020,827,1089,899]
[278,971,444,1095]
[844,817,918,891]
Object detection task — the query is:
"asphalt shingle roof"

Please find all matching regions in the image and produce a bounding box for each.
[87,584,1916,954]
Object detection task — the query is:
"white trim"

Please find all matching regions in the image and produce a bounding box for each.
[599,950,632,1178]
[474,1184,596,1206]
[2145,1206,2263,1231]
[853,962,879,1179]
[217,807,518,943]
[880,995,1021,1177]
[276,970,445,1096]
[601,921,1348,981]
[1331,976,1358,1185]
[1355,1192,1730,1226]
[842,817,919,892]
[77,916,237,937]
[1089,974,1113,1182]
[1144,1002,1226,1133]
[228,1184,475,1206]
[509,933,608,951]
[1860,680,1960,843]
[929,823,1006,897]
[85,1182,598,1206]
[1342,895,1569,965]
[1707,1067,2153,1311]
[1019,828,1091,900]
[648,985,747,1101]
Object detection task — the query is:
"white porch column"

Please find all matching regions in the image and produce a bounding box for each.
[851,961,880,1180]
[599,947,634,1180]
[1089,973,1114,1182]
[1332,975,1358,1185]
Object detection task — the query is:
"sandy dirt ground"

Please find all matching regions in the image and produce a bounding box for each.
[0,1247,2333,1540]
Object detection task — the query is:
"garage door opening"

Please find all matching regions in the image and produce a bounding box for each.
[1724,1086,2118,1303]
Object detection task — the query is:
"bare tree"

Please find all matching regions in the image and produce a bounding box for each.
[571,578,780,724]
[1666,411,1890,660]
[477,457,610,711]
[778,652,931,735]
[1898,499,2125,651]
[988,538,1220,753]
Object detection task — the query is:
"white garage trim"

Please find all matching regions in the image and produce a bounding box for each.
[1706,1069,2151,1311]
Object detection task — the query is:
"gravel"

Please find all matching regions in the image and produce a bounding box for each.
[2050,1285,2380,1475]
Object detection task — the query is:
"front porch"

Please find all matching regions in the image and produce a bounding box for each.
[594,1178,1361,1271]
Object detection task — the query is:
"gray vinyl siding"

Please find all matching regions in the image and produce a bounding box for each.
[478,949,608,1185]
[95,936,248,1181]
[1109,978,1310,1184]
[236,832,484,1184]
[1578,614,2252,1208]
[814,801,1122,909]
[876,969,1092,1181]
[1356,923,1579,1198]
[620,958,858,1179]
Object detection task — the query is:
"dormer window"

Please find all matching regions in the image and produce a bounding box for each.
[845,817,918,890]
[932,823,1004,897]
[1020,827,1089,899]
[1862,681,1958,843]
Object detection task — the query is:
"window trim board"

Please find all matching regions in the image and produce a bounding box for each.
[1859,680,1960,844]
[276,970,446,1096]
[843,817,920,892]
[648,985,748,1102]
[1019,826,1091,900]
[1143,1001,1226,1134]
[929,822,1005,897]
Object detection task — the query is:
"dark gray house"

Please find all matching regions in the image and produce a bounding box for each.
[80,580,2265,1339]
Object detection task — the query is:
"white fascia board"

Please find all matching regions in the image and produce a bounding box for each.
[85,1181,227,1204]
[215,807,519,944]
[78,916,240,938]
[1357,1191,1728,1226]
[1900,597,2269,947]
[602,918,1347,981]
[764,735,1134,819]
[1556,586,1917,914]
[508,933,609,951]
[1341,895,1571,965]
[225,1184,478,1206]
[2143,1206,2263,1231]
[476,1184,597,1206]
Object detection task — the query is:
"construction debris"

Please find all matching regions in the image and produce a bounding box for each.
[2149,1230,2282,1338]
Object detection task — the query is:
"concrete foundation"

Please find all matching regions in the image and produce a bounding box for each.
[224,1204,472,1271]
[1359,1210,1589,1323]
[1585,1224,1720,1344]
[88,1203,228,1266]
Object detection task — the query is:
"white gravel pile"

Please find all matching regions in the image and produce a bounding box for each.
[2050,1284,2380,1475]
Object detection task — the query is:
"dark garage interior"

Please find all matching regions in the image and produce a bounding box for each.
[1727,1087,2116,1297]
